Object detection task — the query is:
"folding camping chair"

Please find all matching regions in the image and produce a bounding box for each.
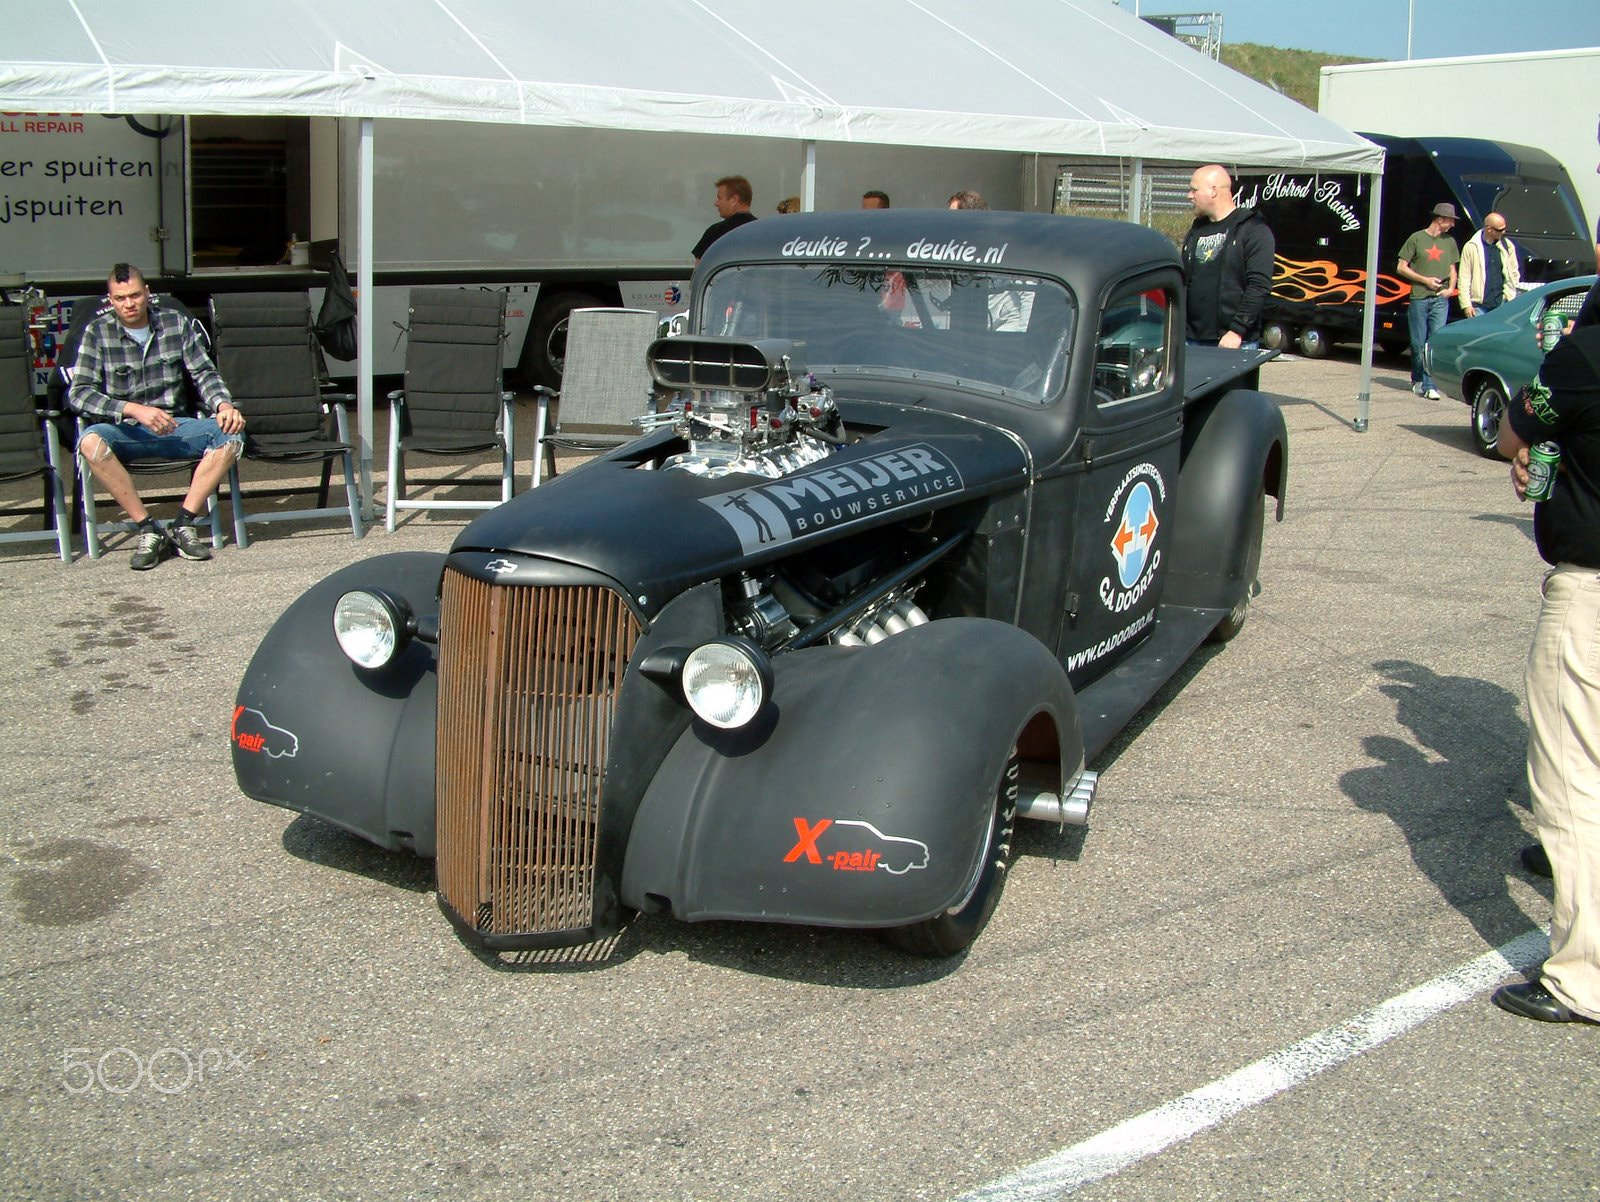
[209,291,363,546]
[531,307,659,487]
[0,304,73,560]
[385,288,515,531]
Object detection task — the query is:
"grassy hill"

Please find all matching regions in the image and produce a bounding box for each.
[1222,42,1377,111]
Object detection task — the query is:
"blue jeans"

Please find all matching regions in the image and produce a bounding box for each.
[1408,295,1448,388]
[81,415,242,463]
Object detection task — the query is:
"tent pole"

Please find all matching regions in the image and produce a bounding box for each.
[357,117,375,509]
[801,141,816,212]
[1354,167,1383,433]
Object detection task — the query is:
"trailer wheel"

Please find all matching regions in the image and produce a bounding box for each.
[1471,380,1508,458]
[1296,325,1330,358]
[1261,321,1292,353]
[519,291,605,391]
[1209,487,1265,644]
[880,747,1019,958]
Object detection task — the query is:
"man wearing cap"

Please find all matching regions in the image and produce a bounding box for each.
[1397,202,1460,399]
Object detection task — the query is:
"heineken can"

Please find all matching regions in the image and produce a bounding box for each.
[1526,441,1560,503]
[1540,308,1566,352]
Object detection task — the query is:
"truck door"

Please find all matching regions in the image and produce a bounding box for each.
[156,117,190,277]
[1057,272,1183,688]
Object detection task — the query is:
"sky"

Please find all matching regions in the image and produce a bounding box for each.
[1115,1,1600,61]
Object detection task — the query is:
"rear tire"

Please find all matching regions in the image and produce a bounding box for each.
[880,748,1019,958]
[1471,380,1508,458]
[1209,489,1265,644]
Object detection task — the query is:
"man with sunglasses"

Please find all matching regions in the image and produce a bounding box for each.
[1458,212,1522,319]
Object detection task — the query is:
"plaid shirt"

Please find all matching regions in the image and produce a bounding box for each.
[68,301,232,423]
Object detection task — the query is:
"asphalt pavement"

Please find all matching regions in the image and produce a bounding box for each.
[2,351,1597,1202]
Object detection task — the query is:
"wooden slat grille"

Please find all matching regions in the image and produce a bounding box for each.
[435,569,642,938]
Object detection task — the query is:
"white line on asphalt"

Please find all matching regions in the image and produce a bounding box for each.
[956,927,1550,1202]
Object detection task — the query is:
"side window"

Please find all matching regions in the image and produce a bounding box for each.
[1093,284,1172,405]
[1544,287,1588,329]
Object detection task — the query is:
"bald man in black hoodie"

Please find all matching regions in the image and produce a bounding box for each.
[1182,164,1276,349]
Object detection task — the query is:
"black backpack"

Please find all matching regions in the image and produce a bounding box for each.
[314,250,358,362]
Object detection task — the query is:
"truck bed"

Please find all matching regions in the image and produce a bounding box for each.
[1182,345,1276,403]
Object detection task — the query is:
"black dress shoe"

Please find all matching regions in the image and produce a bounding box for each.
[1520,844,1553,878]
[1492,981,1598,1025]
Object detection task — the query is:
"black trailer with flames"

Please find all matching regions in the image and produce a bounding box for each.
[233,211,1288,958]
[1238,132,1593,359]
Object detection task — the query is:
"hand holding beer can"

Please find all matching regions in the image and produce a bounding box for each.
[1540,308,1566,353]
[1525,441,1560,503]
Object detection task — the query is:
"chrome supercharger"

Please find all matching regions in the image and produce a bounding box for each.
[636,335,843,479]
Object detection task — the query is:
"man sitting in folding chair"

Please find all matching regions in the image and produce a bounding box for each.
[69,263,246,570]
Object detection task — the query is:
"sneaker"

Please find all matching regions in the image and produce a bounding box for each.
[1424,388,1442,400]
[129,524,171,571]
[1411,383,1426,396]
[168,521,214,562]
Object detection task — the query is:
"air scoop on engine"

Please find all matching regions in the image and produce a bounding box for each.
[636,335,843,479]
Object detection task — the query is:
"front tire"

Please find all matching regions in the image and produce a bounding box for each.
[880,748,1019,958]
[1261,321,1292,353]
[1471,380,1508,458]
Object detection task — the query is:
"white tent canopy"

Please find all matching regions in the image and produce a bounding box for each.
[4,0,1381,172]
[3,0,1387,463]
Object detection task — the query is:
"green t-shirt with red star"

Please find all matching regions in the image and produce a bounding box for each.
[1398,229,1459,299]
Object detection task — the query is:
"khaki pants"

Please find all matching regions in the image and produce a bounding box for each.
[1525,564,1600,1019]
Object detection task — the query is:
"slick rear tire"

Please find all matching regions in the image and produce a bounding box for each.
[1209,488,1265,644]
[1471,380,1508,458]
[880,747,1019,958]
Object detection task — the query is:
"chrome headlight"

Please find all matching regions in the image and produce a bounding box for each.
[681,638,772,729]
[332,589,414,669]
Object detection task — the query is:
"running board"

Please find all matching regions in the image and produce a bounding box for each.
[1017,766,1097,826]
[1075,604,1225,762]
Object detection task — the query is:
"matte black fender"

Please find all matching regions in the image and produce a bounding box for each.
[619,618,1081,928]
[1165,388,1288,611]
[232,551,444,855]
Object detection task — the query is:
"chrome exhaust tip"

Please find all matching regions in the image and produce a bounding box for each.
[1016,768,1097,827]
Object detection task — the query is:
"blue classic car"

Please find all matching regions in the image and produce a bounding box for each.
[1426,275,1597,456]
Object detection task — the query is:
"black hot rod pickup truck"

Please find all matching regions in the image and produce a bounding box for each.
[233,211,1287,958]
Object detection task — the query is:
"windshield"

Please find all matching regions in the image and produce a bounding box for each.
[699,264,1076,403]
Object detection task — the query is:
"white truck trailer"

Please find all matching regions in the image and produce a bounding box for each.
[1,113,1030,388]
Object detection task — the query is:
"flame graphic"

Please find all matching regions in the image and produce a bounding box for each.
[1273,255,1408,307]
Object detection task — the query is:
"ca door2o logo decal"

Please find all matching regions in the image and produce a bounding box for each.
[1099,461,1167,614]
